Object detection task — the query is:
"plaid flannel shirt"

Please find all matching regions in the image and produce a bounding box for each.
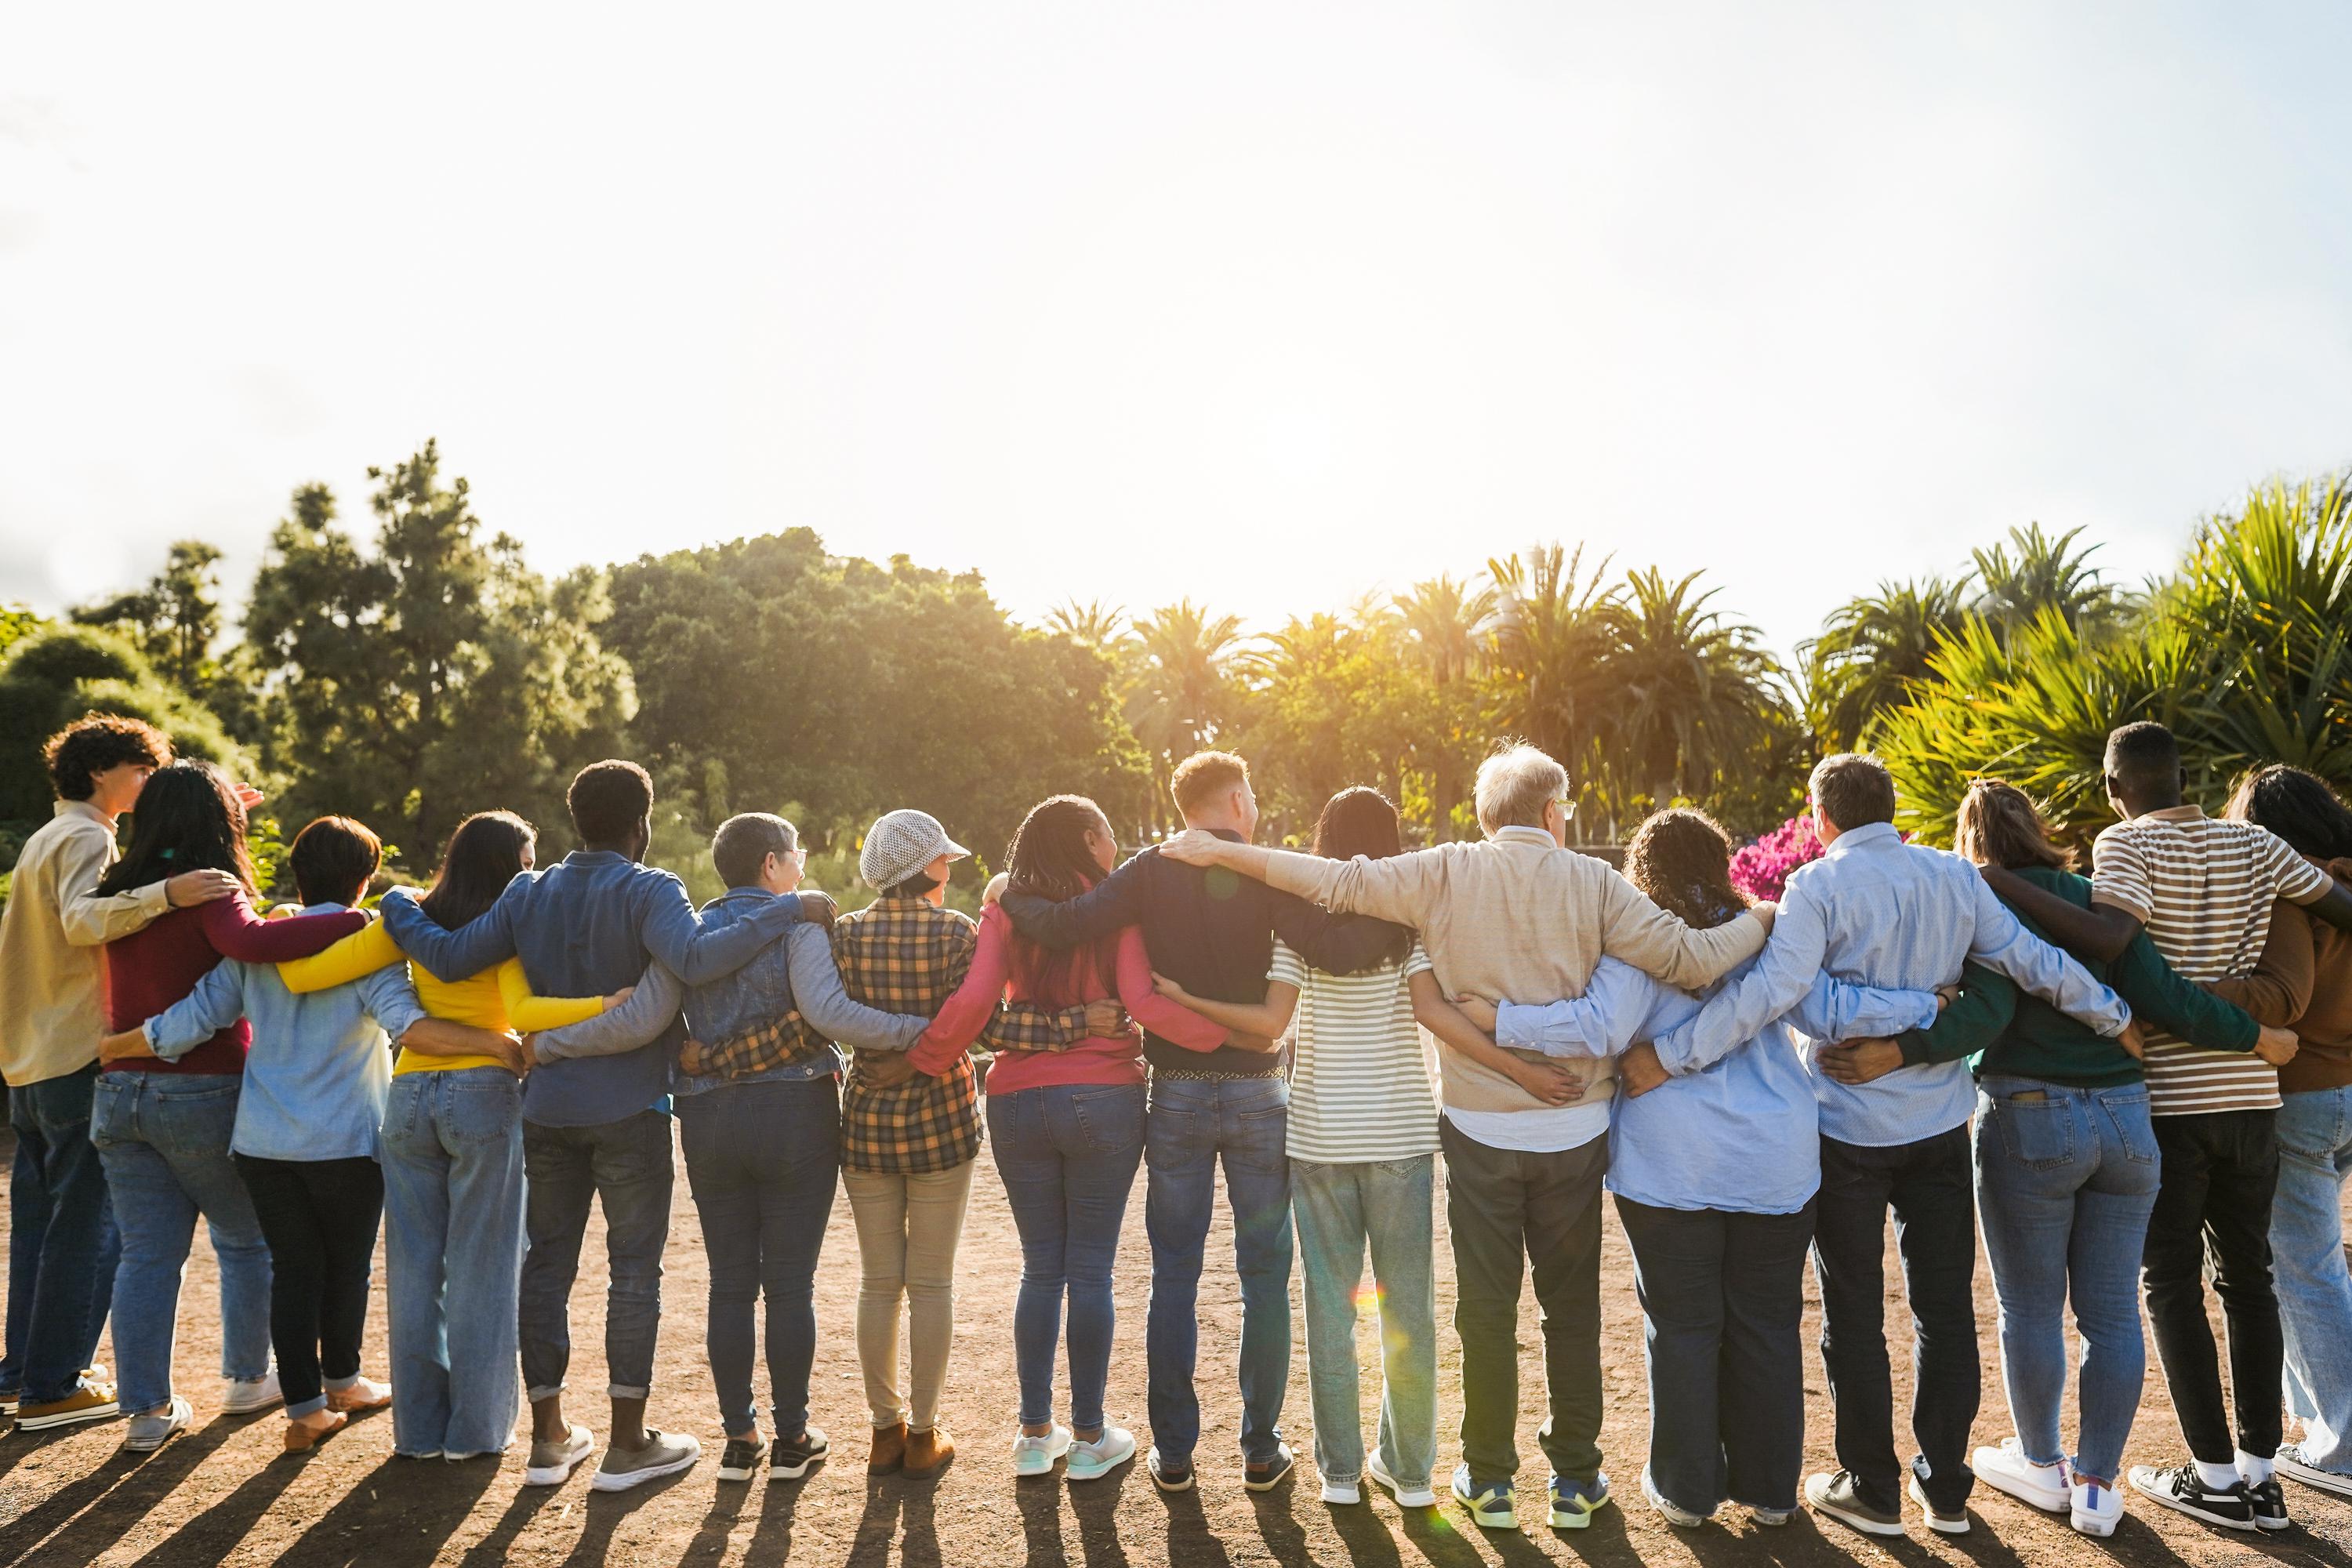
[677,1011,839,1081]
[831,895,1087,1173]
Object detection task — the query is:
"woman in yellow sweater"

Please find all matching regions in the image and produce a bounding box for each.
[278,810,622,1461]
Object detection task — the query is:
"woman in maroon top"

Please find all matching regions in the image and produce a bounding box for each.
[85,762,364,1441]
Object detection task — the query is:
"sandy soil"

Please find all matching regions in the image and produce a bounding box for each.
[2,1123,2350,1568]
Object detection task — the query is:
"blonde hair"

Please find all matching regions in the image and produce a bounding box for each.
[1171,751,1249,818]
[1474,744,1569,834]
[1953,779,2073,872]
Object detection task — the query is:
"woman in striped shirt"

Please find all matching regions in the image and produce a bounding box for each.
[1152,786,1568,1509]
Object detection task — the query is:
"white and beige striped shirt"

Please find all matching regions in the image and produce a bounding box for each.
[2091,806,2332,1116]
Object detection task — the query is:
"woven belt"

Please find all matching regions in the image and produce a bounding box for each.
[1154,1065,1284,1082]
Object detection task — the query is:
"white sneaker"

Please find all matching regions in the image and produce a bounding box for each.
[1321,1475,1362,1504]
[1011,1425,1073,1477]
[1065,1425,1136,1482]
[124,1395,194,1453]
[2277,1443,2352,1499]
[2071,1475,2124,1537]
[223,1369,283,1415]
[1367,1449,1438,1508]
[1974,1439,2070,1512]
[1908,1472,1969,1534]
[524,1422,597,1487]
[1643,1467,1709,1527]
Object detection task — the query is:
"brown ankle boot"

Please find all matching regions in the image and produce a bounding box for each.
[867,1421,908,1475]
[903,1425,955,1479]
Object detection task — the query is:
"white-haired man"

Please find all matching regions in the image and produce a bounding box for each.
[1161,744,1773,1532]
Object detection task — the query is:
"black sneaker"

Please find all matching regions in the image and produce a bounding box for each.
[1805,1470,1904,1537]
[1149,1446,1195,1494]
[2246,1476,2290,1532]
[717,1435,767,1483]
[771,1426,829,1482]
[2128,1464,2256,1531]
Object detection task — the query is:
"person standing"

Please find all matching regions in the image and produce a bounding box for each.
[1986,724,2352,1533]
[0,716,234,1432]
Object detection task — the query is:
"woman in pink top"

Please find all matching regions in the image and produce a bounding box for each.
[912,795,1254,1482]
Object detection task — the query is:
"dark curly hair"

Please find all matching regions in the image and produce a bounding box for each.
[1623,808,1748,931]
[42,713,172,802]
[2227,765,2352,862]
[94,760,255,897]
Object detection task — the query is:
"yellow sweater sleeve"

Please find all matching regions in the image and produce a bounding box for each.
[496,957,607,1033]
[278,920,404,995]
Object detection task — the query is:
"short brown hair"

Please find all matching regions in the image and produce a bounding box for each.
[42,713,172,802]
[568,759,655,844]
[1809,753,1896,832]
[1171,752,1249,819]
[289,815,383,906]
[1953,779,2073,873]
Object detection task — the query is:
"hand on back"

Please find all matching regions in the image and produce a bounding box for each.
[1158,830,1225,866]
[164,869,241,908]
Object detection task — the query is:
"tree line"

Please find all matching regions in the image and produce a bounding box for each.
[4,441,2349,900]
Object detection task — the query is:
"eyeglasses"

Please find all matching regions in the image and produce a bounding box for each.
[1554,798,1578,821]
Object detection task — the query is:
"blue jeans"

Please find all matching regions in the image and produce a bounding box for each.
[2,1065,120,1404]
[519,1109,673,1401]
[2274,1086,2352,1474]
[1973,1077,2161,1485]
[678,1077,839,1439]
[988,1083,1145,1433]
[1292,1156,1436,1491]
[381,1068,527,1456]
[89,1072,273,1414]
[1145,1074,1291,1465]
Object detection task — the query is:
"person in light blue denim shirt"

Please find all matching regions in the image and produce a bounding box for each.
[1468,811,1940,1531]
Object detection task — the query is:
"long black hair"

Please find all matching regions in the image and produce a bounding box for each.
[418,811,535,931]
[1004,795,1120,1007]
[2227,765,2352,862]
[95,760,254,898]
[1622,808,1748,931]
[1309,786,1414,966]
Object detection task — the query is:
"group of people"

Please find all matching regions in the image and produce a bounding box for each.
[5,711,2352,1548]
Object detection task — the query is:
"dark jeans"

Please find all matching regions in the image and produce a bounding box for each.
[1813,1127,1980,1515]
[2,1066,119,1404]
[521,1110,674,1402]
[1145,1075,1291,1465]
[1439,1118,1607,1486]
[233,1154,386,1417]
[678,1079,839,1439]
[990,1082,1146,1433]
[2144,1109,2283,1464]
[1616,1196,1815,1515]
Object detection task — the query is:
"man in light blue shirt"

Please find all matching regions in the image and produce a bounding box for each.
[1642,754,2132,1539]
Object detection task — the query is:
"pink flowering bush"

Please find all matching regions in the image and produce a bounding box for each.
[1728,810,1821,903]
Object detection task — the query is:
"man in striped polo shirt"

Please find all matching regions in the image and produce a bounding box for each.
[1987,722,2352,1534]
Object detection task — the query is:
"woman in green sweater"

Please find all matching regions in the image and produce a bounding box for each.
[1880,780,2296,1538]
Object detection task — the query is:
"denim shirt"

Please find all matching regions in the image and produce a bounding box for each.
[143,901,424,1162]
[380,851,800,1129]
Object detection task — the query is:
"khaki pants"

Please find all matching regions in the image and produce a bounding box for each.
[842,1160,975,1431]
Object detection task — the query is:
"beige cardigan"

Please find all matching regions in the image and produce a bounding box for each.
[1262,826,1770,1116]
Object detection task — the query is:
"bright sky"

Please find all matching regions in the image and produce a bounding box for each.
[5,2,2349,659]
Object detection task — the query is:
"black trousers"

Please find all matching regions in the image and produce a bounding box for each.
[1439,1120,1607,1486]
[2143,1109,2283,1464]
[1811,1127,1980,1515]
[233,1154,384,1413]
[1617,1195,1816,1515]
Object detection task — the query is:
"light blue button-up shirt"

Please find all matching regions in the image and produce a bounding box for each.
[1649,822,2132,1147]
[1497,956,1937,1212]
[143,901,424,1162]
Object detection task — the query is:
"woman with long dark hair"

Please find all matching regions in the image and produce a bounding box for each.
[2214,766,2352,1501]
[85,762,367,1444]
[910,796,1230,1483]
[274,808,621,1463]
[1152,785,1536,1510]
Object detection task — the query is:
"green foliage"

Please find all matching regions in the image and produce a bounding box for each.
[0,623,246,827]
[1799,579,1969,753]
[0,604,45,662]
[71,541,227,695]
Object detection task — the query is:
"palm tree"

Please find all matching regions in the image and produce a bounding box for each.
[1604,568,1791,810]
[1968,523,2132,643]
[1047,598,1128,649]
[1798,578,1970,752]
[1396,575,1496,839]
[1486,544,1623,827]
[1126,600,1247,829]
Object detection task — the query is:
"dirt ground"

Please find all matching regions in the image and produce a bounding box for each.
[3,1123,2350,1568]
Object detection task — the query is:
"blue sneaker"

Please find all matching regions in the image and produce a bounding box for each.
[1452,1464,1515,1528]
[1551,1472,1613,1529]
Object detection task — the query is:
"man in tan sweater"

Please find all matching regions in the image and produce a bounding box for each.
[1163,744,1772,1532]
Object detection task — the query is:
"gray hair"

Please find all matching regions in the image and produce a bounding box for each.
[1475,744,1570,834]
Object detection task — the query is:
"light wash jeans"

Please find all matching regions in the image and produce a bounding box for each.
[89,1072,273,1414]
[381,1067,527,1457]
[2274,1086,2352,1475]
[1290,1155,1436,1492]
[1972,1076,2160,1486]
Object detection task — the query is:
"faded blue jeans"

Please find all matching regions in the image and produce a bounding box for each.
[381,1067,528,1457]
[2,1065,120,1405]
[1145,1074,1291,1466]
[89,1072,273,1415]
[1972,1076,2161,1486]
[988,1082,1145,1434]
[2274,1086,2352,1475]
[1291,1156,1436,1492]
